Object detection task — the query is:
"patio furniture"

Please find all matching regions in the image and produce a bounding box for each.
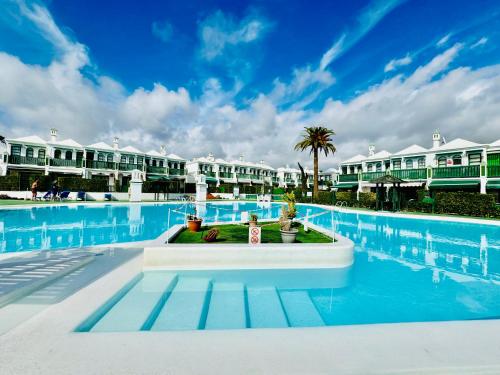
[76,191,86,201]
[104,193,112,201]
[58,191,70,201]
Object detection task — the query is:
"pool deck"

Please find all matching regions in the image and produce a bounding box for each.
[1,248,500,375]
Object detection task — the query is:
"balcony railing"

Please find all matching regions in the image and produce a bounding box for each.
[8,155,46,166]
[338,173,358,182]
[50,158,82,168]
[86,160,116,170]
[169,169,186,176]
[219,172,234,179]
[146,165,167,174]
[237,173,252,179]
[361,171,386,181]
[432,165,480,178]
[200,171,216,177]
[272,177,279,183]
[487,165,500,177]
[391,168,427,180]
[251,175,263,181]
[118,163,142,171]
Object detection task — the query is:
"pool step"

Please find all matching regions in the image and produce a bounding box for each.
[151,277,211,331]
[205,282,246,330]
[92,273,178,332]
[279,291,325,327]
[247,287,288,328]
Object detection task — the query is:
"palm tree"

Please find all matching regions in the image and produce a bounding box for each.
[294,126,336,198]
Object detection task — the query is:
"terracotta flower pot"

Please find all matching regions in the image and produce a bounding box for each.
[187,219,203,232]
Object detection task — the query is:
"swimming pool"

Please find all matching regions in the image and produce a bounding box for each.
[1,202,499,329]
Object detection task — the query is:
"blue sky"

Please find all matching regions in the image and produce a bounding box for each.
[0,0,499,168]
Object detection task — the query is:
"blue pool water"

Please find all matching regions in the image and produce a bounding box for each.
[0,202,499,329]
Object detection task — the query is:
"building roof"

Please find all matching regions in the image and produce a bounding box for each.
[86,142,114,151]
[50,138,83,148]
[146,150,164,157]
[120,145,143,154]
[342,154,366,164]
[490,139,500,148]
[167,153,185,161]
[10,135,47,145]
[392,144,427,156]
[434,138,482,151]
[366,150,392,161]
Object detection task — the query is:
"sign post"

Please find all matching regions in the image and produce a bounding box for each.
[249,226,261,245]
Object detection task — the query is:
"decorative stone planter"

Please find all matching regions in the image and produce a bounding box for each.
[187,219,203,232]
[280,229,299,243]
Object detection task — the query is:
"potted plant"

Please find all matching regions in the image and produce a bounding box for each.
[186,213,203,232]
[249,213,258,227]
[279,206,298,243]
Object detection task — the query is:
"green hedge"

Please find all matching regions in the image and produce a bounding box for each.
[0,174,20,191]
[358,192,376,209]
[335,191,357,206]
[272,187,285,195]
[57,177,109,192]
[434,192,498,217]
[314,191,335,205]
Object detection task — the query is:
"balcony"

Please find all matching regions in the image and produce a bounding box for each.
[391,168,427,180]
[169,169,186,176]
[251,175,263,181]
[118,163,142,171]
[338,173,358,182]
[361,171,386,181]
[237,173,252,180]
[219,172,234,179]
[49,158,82,168]
[146,165,167,174]
[200,171,216,177]
[86,160,116,170]
[488,166,500,177]
[432,165,480,178]
[8,155,45,166]
[272,177,279,183]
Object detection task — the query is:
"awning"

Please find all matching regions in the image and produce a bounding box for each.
[486,180,500,189]
[205,177,218,182]
[147,175,170,181]
[429,179,480,188]
[335,183,358,189]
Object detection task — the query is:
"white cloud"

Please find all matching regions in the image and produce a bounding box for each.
[471,36,488,49]
[320,0,405,71]
[199,10,272,61]
[437,33,451,47]
[152,20,173,43]
[384,53,412,72]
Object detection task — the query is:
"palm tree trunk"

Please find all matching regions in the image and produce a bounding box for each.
[313,148,319,198]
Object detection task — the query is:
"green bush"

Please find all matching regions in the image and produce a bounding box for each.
[358,192,376,209]
[272,187,285,195]
[0,174,20,191]
[314,191,334,205]
[57,177,110,192]
[336,191,357,206]
[434,192,498,217]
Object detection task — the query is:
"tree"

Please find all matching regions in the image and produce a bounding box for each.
[297,162,309,191]
[294,126,336,198]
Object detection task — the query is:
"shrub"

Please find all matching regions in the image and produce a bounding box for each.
[358,192,376,209]
[0,174,20,191]
[272,187,285,195]
[314,191,334,205]
[335,191,357,206]
[434,192,498,217]
[57,177,109,192]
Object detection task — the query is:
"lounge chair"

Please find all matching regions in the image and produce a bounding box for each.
[41,191,52,201]
[76,191,86,201]
[58,191,70,201]
[104,193,112,201]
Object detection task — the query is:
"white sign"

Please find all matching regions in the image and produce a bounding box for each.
[233,187,240,197]
[306,191,312,197]
[249,226,261,245]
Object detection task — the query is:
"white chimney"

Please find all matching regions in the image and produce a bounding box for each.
[50,128,57,143]
[208,152,214,161]
[113,137,119,150]
[432,130,441,148]
[239,153,244,162]
[160,145,166,156]
[260,160,264,165]
[368,144,375,157]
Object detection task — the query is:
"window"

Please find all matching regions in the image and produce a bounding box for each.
[152,159,157,167]
[376,163,382,172]
[11,145,21,156]
[26,148,34,158]
[159,160,163,167]
[452,155,462,165]
[406,159,413,169]
[128,156,134,164]
[438,157,447,167]
[418,158,425,168]
[137,157,143,165]
[54,149,61,159]
[65,151,72,160]
[468,153,481,165]
[98,153,105,162]
[120,155,126,163]
[392,160,401,170]
[38,149,46,159]
[107,154,113,163]
[367,164,373,172]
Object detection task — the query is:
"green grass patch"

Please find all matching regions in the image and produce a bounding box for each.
[172,222,332,244]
